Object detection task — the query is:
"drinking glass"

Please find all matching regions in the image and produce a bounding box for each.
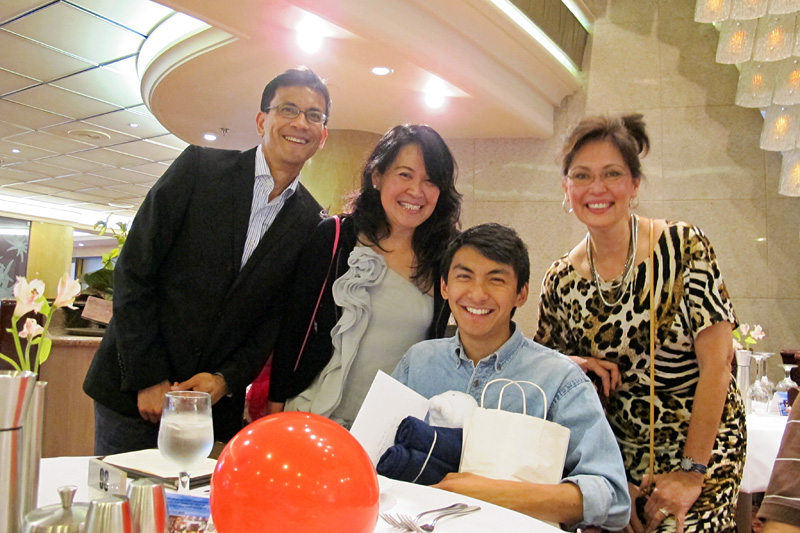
[755,352,775,394]
[775,362,798,393]
[748,352,774,415]
[157,391,214,493]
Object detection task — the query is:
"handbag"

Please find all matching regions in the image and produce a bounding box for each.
[245,216,341,421]
[459,378,571,485]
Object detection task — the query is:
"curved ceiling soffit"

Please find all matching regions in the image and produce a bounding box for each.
[138,13,237,142]
[140,1,582,143]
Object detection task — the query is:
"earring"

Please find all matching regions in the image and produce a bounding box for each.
[562,196,573,214]
[372,183,378,189]
[629,197,639,209]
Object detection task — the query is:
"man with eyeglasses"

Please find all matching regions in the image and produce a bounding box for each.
[84,67,331,454]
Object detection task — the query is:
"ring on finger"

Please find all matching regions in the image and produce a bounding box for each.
[658,507,669,518]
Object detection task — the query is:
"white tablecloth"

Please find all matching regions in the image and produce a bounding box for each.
[37,457,559,532]
[740,414,788,493]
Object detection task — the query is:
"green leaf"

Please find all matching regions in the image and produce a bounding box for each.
[82,268,114,293]
[37,337,52,366]
[0,352,21,371]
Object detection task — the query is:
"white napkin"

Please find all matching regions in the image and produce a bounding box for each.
[428,391,478,428]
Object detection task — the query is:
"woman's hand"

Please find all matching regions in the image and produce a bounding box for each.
[639,471,704,533]
[568,356,621,397]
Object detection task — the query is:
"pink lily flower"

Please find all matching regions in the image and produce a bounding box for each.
[739,323,750,336]
[19,318,44,339]
[751,324,765,340]
[732,339,744,351]
[53,275,82,309]
[12,277,46,318]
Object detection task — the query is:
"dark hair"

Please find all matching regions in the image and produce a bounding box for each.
[441,223,529,293]
[260,67,331,124]
[345,124,461,292]
[560,114,650,179]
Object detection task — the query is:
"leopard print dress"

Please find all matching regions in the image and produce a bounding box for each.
[535,222,746,532]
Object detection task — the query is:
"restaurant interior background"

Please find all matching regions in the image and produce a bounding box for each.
[0,0,798,384]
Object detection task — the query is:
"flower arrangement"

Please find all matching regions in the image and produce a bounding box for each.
[732,323,765,352]
[0,275,81,373]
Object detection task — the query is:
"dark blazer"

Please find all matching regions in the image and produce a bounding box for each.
[268,215,451,403]
[83,145,323,441]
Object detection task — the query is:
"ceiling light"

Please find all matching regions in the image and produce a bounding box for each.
[204,133,217,141]
[371,67,393,76]
[108,202,135,209]
[11,148,20,154]
[424,76,447,109]
[78,243,85,247]
[129,123,140,128]
[296,13,325,54]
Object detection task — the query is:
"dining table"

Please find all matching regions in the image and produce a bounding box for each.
[735,413,789,533]
[36,456,561,532]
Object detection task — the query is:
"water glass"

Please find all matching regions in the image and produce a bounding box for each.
[157,391,213,493]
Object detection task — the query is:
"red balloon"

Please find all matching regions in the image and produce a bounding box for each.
[210,412,379,532]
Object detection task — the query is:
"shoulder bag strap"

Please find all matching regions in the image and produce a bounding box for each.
[293,216,341,372]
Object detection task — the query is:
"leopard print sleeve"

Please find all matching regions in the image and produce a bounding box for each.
[535,256,575,354]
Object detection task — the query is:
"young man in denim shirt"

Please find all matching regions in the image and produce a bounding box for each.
[392,223,630,531]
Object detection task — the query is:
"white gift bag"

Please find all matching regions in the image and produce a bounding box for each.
[459,378,571,485]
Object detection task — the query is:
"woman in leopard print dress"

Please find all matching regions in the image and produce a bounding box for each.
[535,115,745,532]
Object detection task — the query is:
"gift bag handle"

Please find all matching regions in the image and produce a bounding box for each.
[480,378,548,419]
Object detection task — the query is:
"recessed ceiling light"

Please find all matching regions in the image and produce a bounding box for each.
[204,133,217,141]
[424,76,447,109]
[756,237,766,242]
[371,67,393,76]
[129,123,140,128]
[296,13,324,53]
[78,243,85,247]
[68,129,112,141]
[11,148,20,154]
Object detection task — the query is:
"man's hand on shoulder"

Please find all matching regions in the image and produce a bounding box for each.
[173,373,229,404]
[137,380,172,423]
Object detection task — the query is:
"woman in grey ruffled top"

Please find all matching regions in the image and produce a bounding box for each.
[267,124,462,427]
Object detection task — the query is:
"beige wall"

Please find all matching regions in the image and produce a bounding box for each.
[302,129,381,215]
[447,0,800,357]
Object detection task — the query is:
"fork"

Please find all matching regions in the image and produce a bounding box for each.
[380,503,468,530]
[407,505,481,532]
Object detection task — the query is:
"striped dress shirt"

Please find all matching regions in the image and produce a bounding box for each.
[240,144,300,268]
[758,394,800,528]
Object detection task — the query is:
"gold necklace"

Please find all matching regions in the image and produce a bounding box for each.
[585,214,638,307]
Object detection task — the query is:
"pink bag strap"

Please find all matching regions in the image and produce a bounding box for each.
[293,215,340,372]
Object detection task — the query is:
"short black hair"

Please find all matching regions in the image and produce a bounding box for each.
[441,223,529,293]
[260,67,331,124]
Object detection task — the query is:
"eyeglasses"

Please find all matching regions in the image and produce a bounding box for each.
[264,103,327,125]
[566,168,629,186]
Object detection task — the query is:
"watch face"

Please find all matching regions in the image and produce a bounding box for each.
[681,457,692,470]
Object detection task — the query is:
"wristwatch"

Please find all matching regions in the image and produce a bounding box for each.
[680,456,708,475]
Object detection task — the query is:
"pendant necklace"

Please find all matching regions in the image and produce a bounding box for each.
[585,213,638,307]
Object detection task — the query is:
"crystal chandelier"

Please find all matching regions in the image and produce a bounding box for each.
[696,0,800,196]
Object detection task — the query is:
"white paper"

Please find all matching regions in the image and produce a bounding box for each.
[102,448,216,479]
[350,371,430,465]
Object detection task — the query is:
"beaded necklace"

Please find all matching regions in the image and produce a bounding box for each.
[585,213,638,307]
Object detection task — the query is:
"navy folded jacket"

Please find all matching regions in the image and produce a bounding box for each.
[376,416,463,485]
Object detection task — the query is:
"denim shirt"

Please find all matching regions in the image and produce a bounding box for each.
[392,324,631,531]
